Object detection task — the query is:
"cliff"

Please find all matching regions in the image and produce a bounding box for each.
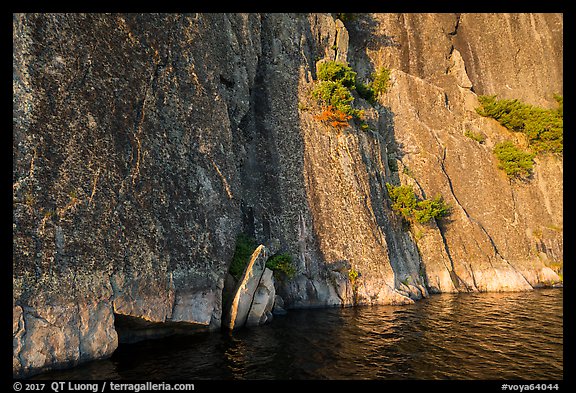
[13,13,563,378]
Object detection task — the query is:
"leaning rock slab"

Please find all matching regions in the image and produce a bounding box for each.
[223,245,268,330]
[246,268,276,327]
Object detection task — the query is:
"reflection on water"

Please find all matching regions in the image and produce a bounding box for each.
[35,288,562,380]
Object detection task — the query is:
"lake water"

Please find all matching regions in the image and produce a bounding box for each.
[35,288,563,380]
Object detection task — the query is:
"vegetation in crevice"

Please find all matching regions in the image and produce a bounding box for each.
[312,60,363,125]
[355,66,391,105]
[314,105,352,129]
[371,67,391,97]
[355,81,376,105]
[266,253,296,280]
[413,229,425,242]
[464,129,486,144]
[316,60,357,89]
[385,183,451,225]
[348,267,360,304]
[309,59,392,132]
[229,233,258,280]
[551,261,563,282]
[335,13,356,23]
[492,141,535,179]
[348,267,359,283]
[402,165,415,178]
[229,231,298,284]
[476,94,563,154]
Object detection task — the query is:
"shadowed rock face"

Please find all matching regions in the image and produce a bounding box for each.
[13,13,562,377]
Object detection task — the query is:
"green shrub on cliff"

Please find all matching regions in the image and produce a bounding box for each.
[312,60,364,120]
[230,233,257,280]
[316,60,357,88]
[476,95,563,154]
[476,95,524,130]
[354,66,391,105]
[385,183,417,221]
[312,61,392,127]
[335,13,356,23]
[371,66,391,96]
[355,81,377,105]
[312,80,355,116]
[386,183,451,224]
[266,253,296,279]
[230,235,297,281]
[414,196,451,223]
[493,141,535,179]
[348,267,359,282]
[464,129,486,144]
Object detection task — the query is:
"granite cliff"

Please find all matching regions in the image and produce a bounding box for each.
[13,13,563,377]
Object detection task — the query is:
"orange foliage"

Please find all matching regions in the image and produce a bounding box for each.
[314,105,352,129]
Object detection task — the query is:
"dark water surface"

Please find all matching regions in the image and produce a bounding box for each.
[36,288,563,380]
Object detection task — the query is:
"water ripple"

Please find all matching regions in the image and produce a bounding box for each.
[34,288,563,380]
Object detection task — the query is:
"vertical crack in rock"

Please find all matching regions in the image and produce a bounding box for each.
[468,264,479,291]
[15,308,28,375]
[209,157,233,200]
[509,185,520,227]
[448,13,461,37]
[429,136,475,290]
[446,13,474,91]
[243,264,268,327]
[431,135,530,289]
[75,301,84,361]
[333,18,349,63]
[130,61,156,186]
[410,111,462,281]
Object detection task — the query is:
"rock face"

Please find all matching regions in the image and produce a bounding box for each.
[13,13,562,377]
[346,13,563,294]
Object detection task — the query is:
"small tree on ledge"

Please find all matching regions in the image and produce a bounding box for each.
[386,183,451,225]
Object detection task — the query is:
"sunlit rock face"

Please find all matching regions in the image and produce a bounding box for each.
[13,13,562,377]
[347,13,562,294]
